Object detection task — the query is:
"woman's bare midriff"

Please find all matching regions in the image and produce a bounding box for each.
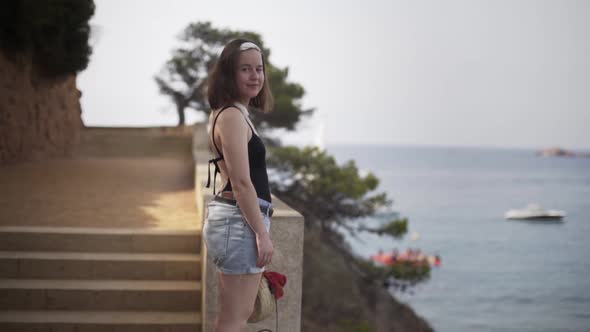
[218,190,236,199]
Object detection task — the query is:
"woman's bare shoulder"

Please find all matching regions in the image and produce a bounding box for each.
[212,106,248,133]
[212,106,242,119]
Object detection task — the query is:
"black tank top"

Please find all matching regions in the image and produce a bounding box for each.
[206,105,272,203]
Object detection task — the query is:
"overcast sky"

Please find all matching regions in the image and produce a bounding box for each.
[78,0,590,150]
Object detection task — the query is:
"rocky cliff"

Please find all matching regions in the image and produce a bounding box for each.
[301,223,434,332]
[0,51,83,165]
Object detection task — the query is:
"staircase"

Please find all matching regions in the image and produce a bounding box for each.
[0,226,203,332]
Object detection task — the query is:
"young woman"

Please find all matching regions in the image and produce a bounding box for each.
[203,39,275,332]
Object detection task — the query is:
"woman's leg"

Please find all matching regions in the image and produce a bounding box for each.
[215,271,263,332]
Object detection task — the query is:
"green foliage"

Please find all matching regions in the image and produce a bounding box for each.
[0,0,95,78]
[155,21,313,128]
[268,145,391,226]
[355,257,391,281]
[370,218,408,238]
[390,260,431,282]
[263,66,312,130]
[357,256,430,284]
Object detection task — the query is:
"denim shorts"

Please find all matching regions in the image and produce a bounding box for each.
[203,196,272,275]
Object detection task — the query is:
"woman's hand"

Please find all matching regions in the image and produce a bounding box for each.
[255,232,274,268]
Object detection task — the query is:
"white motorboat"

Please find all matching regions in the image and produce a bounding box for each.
[504,203,566,220]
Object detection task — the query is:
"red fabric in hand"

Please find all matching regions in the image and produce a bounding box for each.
[263,271,287,300]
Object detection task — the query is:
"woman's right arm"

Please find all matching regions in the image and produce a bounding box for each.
[215,108,273,267]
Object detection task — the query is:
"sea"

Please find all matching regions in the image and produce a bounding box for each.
[325,144,590,332]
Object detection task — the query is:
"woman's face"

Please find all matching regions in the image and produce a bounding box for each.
[235,49,264,102]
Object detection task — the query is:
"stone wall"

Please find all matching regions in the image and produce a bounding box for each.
[0,51,83,165]
[76,126,196,160]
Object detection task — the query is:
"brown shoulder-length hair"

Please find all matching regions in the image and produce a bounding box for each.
[207,39,274,113]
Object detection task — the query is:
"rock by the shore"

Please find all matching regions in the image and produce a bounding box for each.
[536,147,590,158]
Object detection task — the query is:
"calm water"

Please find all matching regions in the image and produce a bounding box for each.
[325,144,590,332]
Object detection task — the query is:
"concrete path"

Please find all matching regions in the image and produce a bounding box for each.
[0,157,200,230]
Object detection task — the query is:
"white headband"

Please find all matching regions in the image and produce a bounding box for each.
[239,42,261,52]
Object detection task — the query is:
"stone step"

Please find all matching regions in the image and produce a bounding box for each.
[0,310,200,332]
[0,251,200,280]
[0,226,201,253]
[0,279,201,311]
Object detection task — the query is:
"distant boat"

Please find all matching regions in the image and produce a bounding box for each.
[504,203,566,220]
